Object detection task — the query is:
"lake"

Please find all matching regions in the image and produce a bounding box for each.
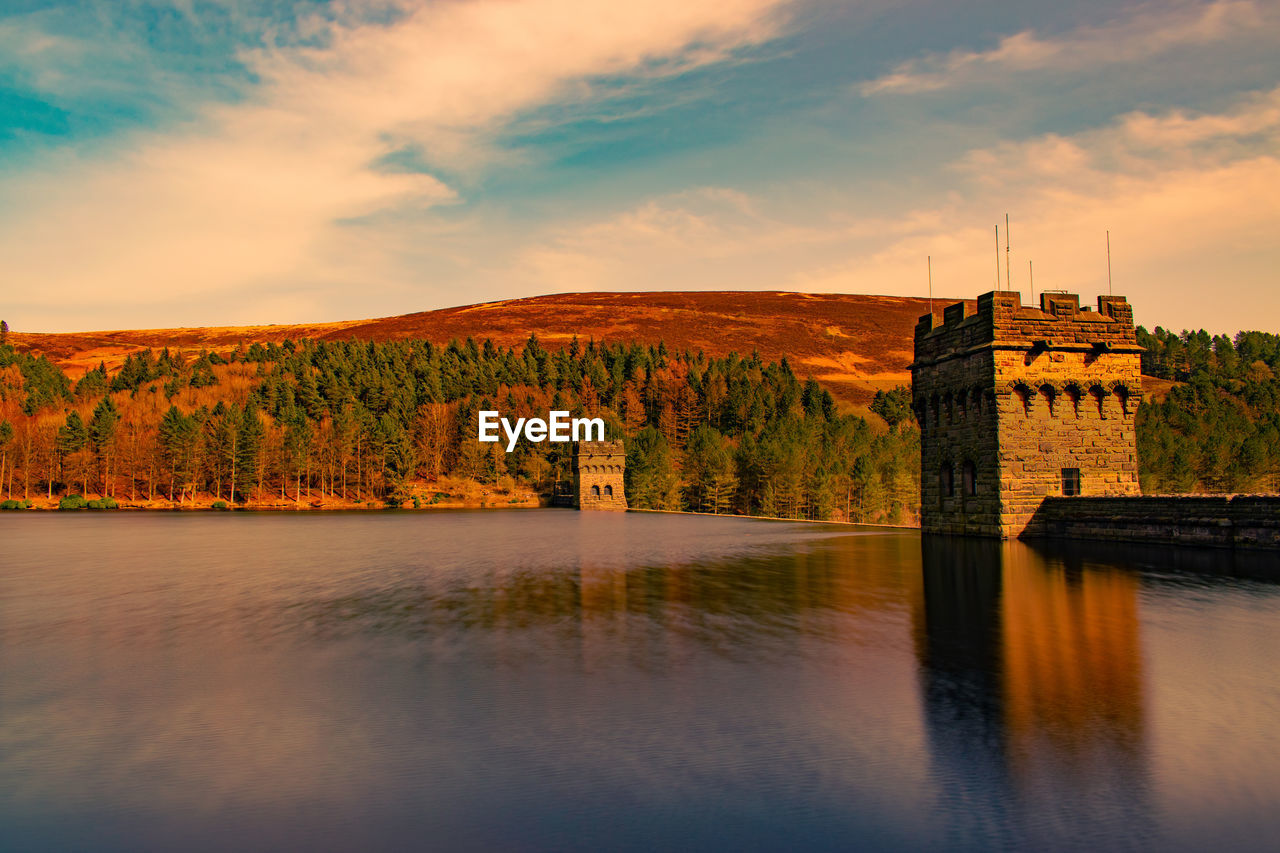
[2,510,1278,851]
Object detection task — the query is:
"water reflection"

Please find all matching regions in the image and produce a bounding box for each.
[916,537,1152,848]
[3,513,1279,852]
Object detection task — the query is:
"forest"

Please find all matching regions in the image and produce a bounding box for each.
[1,320,1275,519]
[0,333,918,522]
[1135,326,1280,494]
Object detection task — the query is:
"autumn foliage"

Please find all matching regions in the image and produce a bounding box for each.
[0,336,920,522]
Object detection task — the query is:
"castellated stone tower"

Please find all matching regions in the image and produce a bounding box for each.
[573,440,628,511]
[912,290,1143,538]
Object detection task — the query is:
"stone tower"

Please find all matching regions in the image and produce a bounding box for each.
[912,290,1143,538]
[573,440,628,511]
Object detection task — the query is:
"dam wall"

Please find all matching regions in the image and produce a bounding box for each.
[1027,495,1280,549]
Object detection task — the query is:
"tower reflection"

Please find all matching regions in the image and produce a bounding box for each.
[916,536,1150,844]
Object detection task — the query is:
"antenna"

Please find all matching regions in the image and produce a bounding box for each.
[1005,213,1011,294]
[928,255,933,317]
[1106,230,1113,297]
[995,224,1001,289]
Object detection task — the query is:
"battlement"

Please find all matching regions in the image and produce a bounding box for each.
[911,289,1142,538]
[573,440,627,511]
[575,440,626,459]
[914,291,1139,366]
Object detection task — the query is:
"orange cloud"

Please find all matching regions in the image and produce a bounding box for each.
[0,0,790,330]
[512,89,1280,333]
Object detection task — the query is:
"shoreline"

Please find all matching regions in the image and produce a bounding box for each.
[2,497,921,527]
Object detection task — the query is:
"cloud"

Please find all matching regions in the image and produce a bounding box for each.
[510,187,837,293]
[510,87,1280,333]
[789,87,1280,331]
[0,0,790,330]
[860,1,1267,96]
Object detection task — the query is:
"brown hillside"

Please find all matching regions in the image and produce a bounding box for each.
[10,291,963,405]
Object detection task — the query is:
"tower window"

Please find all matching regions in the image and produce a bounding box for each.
[1039,384,1057,417]
[1014,384,1032,416]
[591,485,601,497]
[1061,468,1081,496]
[1064,386,1081,418]
[962,460,976,496]
[1090,386,1108,419]
[604,485,613,497]
[940,463,954,498]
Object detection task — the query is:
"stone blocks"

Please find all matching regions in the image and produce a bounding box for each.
[913,290,1142,538]
[574,440,628,511]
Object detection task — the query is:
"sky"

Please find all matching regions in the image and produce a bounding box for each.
[0,0,1277,334]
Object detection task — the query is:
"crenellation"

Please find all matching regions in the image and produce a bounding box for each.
[913,289,1141,538]
[573,440,628,511]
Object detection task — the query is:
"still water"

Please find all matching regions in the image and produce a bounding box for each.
[1,511,1278,852]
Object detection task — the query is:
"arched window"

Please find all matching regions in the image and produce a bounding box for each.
[940,462,954,500]
[604,485,613,497]
[591,485,601,497]
[1090,385,1109,419]
[962,460,976,496]
[1063,384,1081,418]
[971,387,984,416]
[1013,384,1032,416]
[1115,385,1132,417]
[1039,384,1057,417]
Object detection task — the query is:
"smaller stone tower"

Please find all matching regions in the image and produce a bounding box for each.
[912,290,1143,538]
[573,440,628,511]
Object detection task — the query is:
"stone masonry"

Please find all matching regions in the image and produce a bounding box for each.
[574,440,628,511]
[912,290,1143,538]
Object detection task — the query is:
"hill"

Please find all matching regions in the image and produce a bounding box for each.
[9,291,951,406]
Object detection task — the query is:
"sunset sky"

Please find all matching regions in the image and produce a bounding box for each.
[2,0,1277,334]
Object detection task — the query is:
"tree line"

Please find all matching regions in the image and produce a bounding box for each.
[5,320,1270,516]
[0,336,918,522]
[1136,326,1280,493]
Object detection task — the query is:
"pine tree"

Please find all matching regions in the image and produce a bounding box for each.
[235,405,264,502]
[89,397,120,495]
[625,427,680,510]
[283,413,312,502]
[56,411,89,496]
[158,406,198,501]
[57,411,87,456]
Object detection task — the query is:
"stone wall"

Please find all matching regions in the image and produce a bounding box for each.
[914,290,1143,538]
[1028,496,1280,548]
[574,440,628,511]
[992,346,1142,537]
[914,346,1002,536]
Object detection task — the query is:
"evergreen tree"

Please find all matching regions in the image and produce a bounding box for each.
[189,354,218,388]
[57,411,87,456]
[158,406,198,501]
[683,424,737,513]
[871,386,913,428]
[626,427,680,510]
[88,397,120,495]
[235,405,264,501]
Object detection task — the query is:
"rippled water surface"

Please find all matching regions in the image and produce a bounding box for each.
[2,510,1279,851]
